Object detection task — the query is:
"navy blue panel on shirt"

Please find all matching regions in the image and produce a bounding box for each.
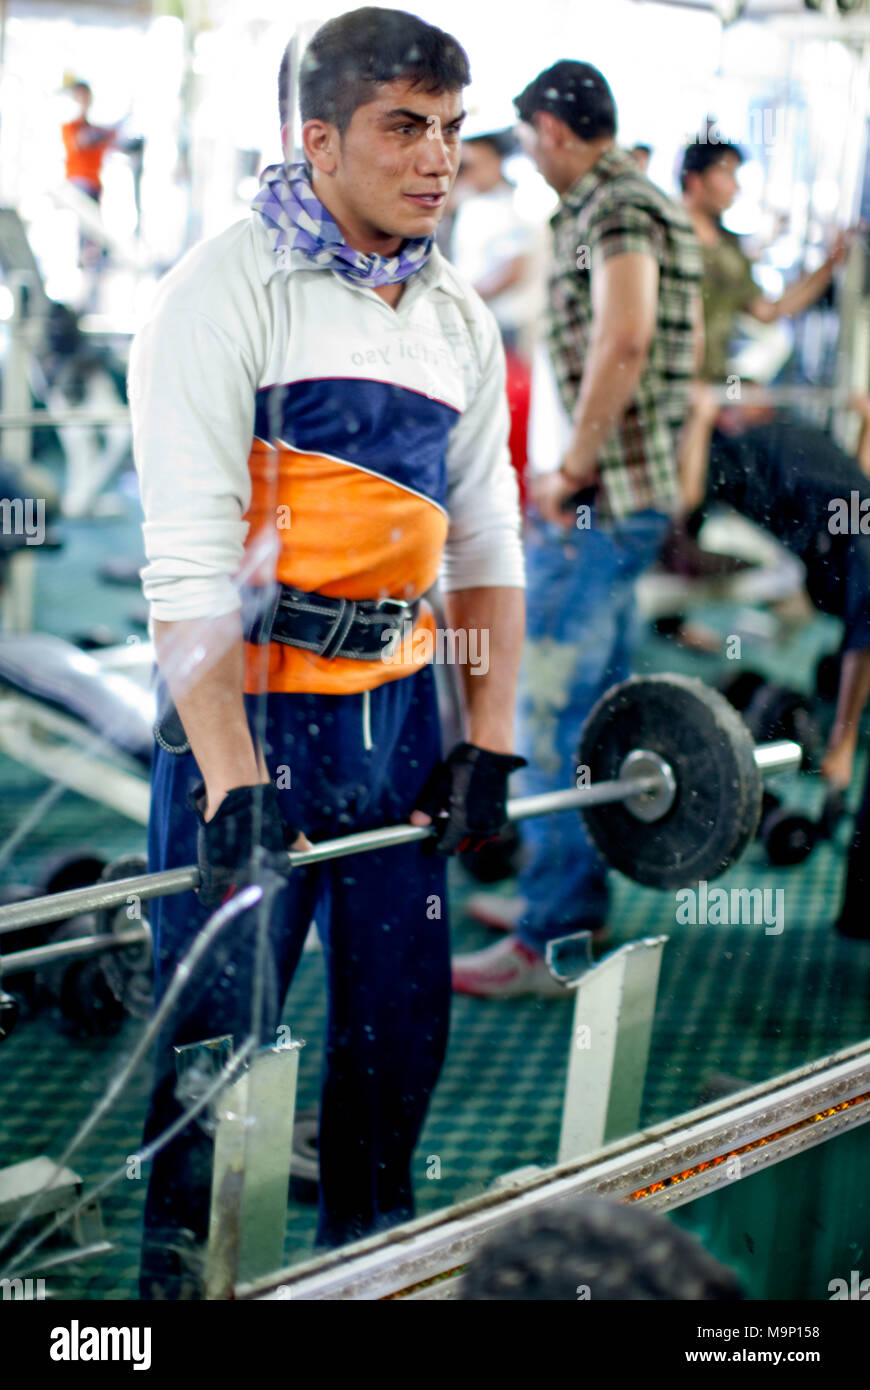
[254,377,458,509]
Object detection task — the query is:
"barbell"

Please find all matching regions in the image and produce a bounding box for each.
[709,383,859,411]
[0,677,800,975]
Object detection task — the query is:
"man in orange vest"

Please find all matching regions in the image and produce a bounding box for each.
[61,81,119,204]
[61,80,124,275]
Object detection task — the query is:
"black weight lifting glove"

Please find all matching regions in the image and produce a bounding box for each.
[413,742,527,857]
[187,780,299,910]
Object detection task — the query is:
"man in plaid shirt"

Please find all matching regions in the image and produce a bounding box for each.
[454,61,703,996]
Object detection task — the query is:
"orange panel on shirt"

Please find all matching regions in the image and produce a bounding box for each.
[62,120,111,187]
[240,442,448,695]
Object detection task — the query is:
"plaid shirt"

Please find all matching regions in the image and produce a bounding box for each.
[546,146,702,520]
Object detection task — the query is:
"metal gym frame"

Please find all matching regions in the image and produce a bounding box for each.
[237,1039,870,1301]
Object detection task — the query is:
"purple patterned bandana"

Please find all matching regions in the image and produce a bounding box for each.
[252,161,433,288]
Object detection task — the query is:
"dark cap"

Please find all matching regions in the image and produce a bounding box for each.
[514,61,617,142]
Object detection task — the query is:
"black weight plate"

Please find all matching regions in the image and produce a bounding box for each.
[578,675,762,890]
[0,884,44,1007]
[95,855,153,1016]
[37,849,108,897]
[761,810,816,867]
[717,669,767,713]
[743,683,807,742]
[59,954,126,1037]
[744,684,818,770]
[35,912,126,1036]
[96,854,150,938]
[37,913,100,1002]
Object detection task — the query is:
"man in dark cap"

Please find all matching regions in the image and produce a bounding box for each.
[453,61,703,995]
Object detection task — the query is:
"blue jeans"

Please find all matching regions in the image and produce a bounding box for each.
[514,507,672,954]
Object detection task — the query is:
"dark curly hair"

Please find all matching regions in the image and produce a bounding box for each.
[278,7,470,137]
[461,1197,746,1300]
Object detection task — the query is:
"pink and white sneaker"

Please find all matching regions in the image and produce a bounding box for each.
[464,893,527,932]
[463,893,610,947]
[451,934,569,998]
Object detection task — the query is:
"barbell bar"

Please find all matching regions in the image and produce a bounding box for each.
[0,773,670,941]
[0,673,800,940]
[1,927,149,976]
[709,383,860,410]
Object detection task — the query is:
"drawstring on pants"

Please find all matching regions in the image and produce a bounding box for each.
[361,688,373,751]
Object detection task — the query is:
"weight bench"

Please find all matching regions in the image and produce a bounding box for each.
[637,507,807,628]
[0,633,155,824]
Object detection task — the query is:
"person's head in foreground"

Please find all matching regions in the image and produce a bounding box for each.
[461,1196,746,1300]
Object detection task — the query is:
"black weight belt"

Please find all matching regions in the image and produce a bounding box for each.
[241,584,420,661]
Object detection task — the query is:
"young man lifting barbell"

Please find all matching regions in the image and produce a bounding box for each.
[129,6,525,1298]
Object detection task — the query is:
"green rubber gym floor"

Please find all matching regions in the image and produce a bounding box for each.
[0,471,867,1299]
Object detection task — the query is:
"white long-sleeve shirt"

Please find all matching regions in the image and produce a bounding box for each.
[128,216,524,653]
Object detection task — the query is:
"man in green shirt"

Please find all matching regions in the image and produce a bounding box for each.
[681,137,848,384]
[675,136,870,814]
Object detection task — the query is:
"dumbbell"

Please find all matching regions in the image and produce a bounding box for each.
[0,859,109,1035]
[717,668,767,713]
[35,850,122,1037]
[720,673,822,772]
[1,854,152,1037]
[760,788,848,866]
[37,913,128,1037]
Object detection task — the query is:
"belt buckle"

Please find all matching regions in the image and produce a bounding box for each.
[375,597,411,661]
[374,597,412,617]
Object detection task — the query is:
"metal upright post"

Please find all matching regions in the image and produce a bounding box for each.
[1,274,39,632]
[204,1041,303,1300]
[555,935,668,1163]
